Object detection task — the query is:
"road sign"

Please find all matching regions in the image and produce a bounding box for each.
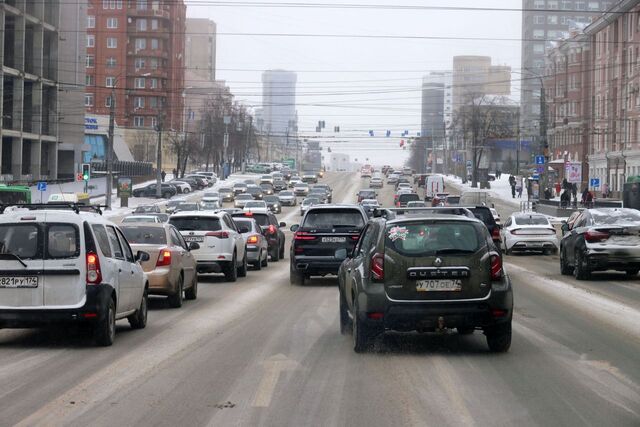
[536,166,544,173]
[532,174,540,180]
[535,155,545,165]
[466,160,472,167]
[37,182,47,192]
[590,178,601,188]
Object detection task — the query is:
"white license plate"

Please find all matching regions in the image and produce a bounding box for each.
[184,236,204,243]
[322,236,346,243]
[0,276,39,288]
[416,279,462,292]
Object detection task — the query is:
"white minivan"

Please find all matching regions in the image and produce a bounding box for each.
[0,206,150,346]
[425,175,445,201]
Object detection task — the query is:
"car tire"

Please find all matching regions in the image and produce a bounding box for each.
[279,241,285,260]
[339,287,352,335]
[254,251,263,270]
[224,253,238,282]
[167,274,184,308]
[573,249,590,280]
[290,264,305,286]
[560,247,573,275]
[261,251,268,267]
[238,252,248,277]
[94,298,116,347]
[486,322,512,353]
[185,274,198,300]
[128,288,148,330]
[183,188,190,194]
[271,246,280,262]
[352,300,371,353]
[457,326,475,335]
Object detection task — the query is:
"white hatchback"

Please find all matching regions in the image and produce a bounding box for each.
[501,213,559,255]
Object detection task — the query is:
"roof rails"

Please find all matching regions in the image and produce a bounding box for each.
[0,203,106,215]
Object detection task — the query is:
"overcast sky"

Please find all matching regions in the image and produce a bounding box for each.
[186,0,522,166]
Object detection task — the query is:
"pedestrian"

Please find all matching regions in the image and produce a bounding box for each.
[172,168,177,178]
[516,182,523,198]
[161,170,166,182]
[560,189,571,208]
[509,175,516,198]
[602,182,609,198]
[555,182,561,197]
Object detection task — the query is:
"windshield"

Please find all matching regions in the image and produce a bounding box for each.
[123,217,156,223]
[170,217,221,232]
[386,222,481,256]
[514,216,549,226]
[302,209,365,229]
[121,226,167,245]
[591,209,640,224]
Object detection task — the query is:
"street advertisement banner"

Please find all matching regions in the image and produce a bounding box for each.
[565,162,581,183]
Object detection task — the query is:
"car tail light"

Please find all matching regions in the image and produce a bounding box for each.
[490,254,503,280]
[491,227,501,241]
[371,253,384,281]
[244,212,253,217]
[491,308,507,318]
[156,248,172,266]
[86,252,102,284]
[206,231,229,239]
[268,224,277,234]
[247,235,260,244]
[294,231,317,241]
[585,229,610,243]
[351,235,360,241]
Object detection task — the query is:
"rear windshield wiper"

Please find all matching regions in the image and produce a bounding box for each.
[0,253,28,267]
[434,249,476,255]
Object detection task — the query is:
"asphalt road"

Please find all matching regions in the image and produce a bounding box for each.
[1,173,639,426]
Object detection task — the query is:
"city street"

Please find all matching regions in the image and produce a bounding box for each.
[0,172,638,426]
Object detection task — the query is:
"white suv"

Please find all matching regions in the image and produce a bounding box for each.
[169,211,247,282]
[0,206,150,346]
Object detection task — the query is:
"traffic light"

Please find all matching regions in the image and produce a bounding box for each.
[82,163,91,181]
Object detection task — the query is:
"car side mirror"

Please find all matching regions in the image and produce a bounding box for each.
[136,251,150,262]
[335,248,348,260]
[279,222,286,228]
[188,242,200,251]
[290,224,299,232]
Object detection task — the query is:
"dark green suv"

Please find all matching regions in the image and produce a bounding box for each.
[337,214,513,353]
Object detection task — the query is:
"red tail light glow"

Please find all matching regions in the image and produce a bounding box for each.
[490,254,503,280]
[491,308,507,318]
[367,312,384,320]
[371,253,384,281]
[585,229,610,243]
[294,231,317,241]
[86,252,102,284]
[491,227,501,241]
[247,235,260,244]
[268,224,277,234]
[156,248,172,266]
[206,231,229,238]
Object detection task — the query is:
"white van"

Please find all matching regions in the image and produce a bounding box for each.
[0,206,149,346]
[425,175,445,201]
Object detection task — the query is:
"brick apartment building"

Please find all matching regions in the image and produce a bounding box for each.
[544,0,640,195]
[85,0,186,154]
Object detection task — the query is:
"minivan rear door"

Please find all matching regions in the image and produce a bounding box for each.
[383,220,491,301]
[0,218,45,307]
[42,222,85,307]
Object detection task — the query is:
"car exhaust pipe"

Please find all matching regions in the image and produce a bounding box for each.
[297,263,309,270]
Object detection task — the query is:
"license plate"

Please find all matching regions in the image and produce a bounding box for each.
[416,279,462,292]
[528,242,543,247]
[0,276,39,288]
[184,236,204,243]
[322,236,346,243]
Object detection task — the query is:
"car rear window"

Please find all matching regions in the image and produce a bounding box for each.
[233,219,254,232]
[386,222,481,256]
[514,216,549,226]
[0,224,39,259]
[121,226,167,245]
[47,224,80,258]
[170,217,221,232]
[399,194,420,203]
[0,223,80,260]
[303,209,365,229]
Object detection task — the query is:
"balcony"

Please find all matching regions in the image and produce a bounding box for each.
[127,67,168,80]
[127,25,170,38]
[128,8,171,20]
[127,48,169,59]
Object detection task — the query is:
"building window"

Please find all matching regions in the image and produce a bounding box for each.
[134,116,144,127]
[151,19,159,30]
[106,76,116,87]
[85,94,94,107]
[86,55,95,68]
[105,96,114,108]
[561,0,572,9]
[150,78,158,88]
[107,37,117,48]
[588,1,599,10]
[136,19,147,31]
[135,58,146,69]
[150,39,159,49]
[575,1,586,10]
[135,38,146,52]
[534,43,545,54]
[87,15,96,29]
[548,1,558,9]
[534,15,545,24]
[548,15,558,25]
[106,57,117,68]
[533,29,545,39]
[534,0,545,9]
[107,17,118,29]
[134,78,146,89]
[134,97,145,108]
[150,117,157,129]
[150,58,159,69]
[137,0,147,10]
[87,35,95,48]
[86,75,95,86]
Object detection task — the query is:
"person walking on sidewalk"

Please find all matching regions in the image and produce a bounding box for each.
[509,175,516,198]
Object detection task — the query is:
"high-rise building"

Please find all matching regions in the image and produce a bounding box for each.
[520,0,612,136]
[85,0,186,154]
[0,0,86,181]
[421,72,446,173]
[185,18,216,82]
[452,56,511,113]
[261,70,297,143]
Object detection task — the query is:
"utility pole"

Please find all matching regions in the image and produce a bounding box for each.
[156,112,164,198]
[223,115,231,180]
[106,87,115,210]
[516,110,520,176]
[539,76,549,195]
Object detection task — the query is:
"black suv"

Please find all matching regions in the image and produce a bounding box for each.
[337,214,513,353]
[231,211,286,261]
[290,205,368,286]
[463,206,502,251]
[132,183,177,199]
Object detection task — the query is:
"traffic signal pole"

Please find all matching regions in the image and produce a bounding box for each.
[106,88,115,210]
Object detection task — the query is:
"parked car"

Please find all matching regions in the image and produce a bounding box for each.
[233,217,269,270]
[294,182,310,197]
[337,213,513,353]
[121,224,199,308]
[122,215,163,224]
[168,180,192,194]
[234,193,254,208]
[501,213,558,255]
[184,175,209,189]
[178,176,204,191]
[219,187,235,202]
[185,174,212,187]
[356,189,377,203]
[560,208,640,279]
[192,171,217,184]
[174,202,201,213]
[0,204,149,346]
[300,197,320,216]
[278,190,297,206]
[133,205,161,214]
[132,183,177,199]
[264,195,282,214]
[169,211,247,281]
[231,211,286,261]
[289,205,368,285]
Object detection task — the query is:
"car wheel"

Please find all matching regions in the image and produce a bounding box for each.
[573,249,590,280]
[167,274,184,308]
[290,263,305,286]
[254,251,263,270]
[94,298,116,347]
[279,241,285,259]
[185,274,198,300]
[560,247,573,275]
[183,188,190,194]
[486,322,512,353]
[626,269,639,277]
[271,246,280,262]
[352,300,371,353]
[261,251,269,267]
[339,286,352,335]
[224,253,238,282]
[238,252,248,277]
[457,326,475,335]
[128,288,148,329]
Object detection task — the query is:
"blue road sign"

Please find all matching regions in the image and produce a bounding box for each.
[536,166,544,173]
[532,174,540,180]
[590,178,601,188]
[535,155,545,165]
[37,182,47,192]
[466,160,472,167]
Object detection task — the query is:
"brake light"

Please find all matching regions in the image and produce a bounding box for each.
[156,248,172,266]
[585,229,610,243]
[351,235,360,241]
[247,235,259,244]
[86,252,102,284]
[268,224,277,234]
[491,227,501,241]
[244,212,253,217]
[371,253,384,281]
[206,231,229,238]
[294,231,317,241]
[490,254,503,280]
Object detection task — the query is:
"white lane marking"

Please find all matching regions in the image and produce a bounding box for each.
[507,263,640,341]
[251,354,298,408]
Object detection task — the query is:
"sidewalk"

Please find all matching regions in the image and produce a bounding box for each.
[445,175,527,208]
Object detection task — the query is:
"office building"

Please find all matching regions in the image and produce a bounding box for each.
[261,70,297,144]
[185,18,216,82]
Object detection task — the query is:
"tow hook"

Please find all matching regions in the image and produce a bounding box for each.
[436,316,447,333]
